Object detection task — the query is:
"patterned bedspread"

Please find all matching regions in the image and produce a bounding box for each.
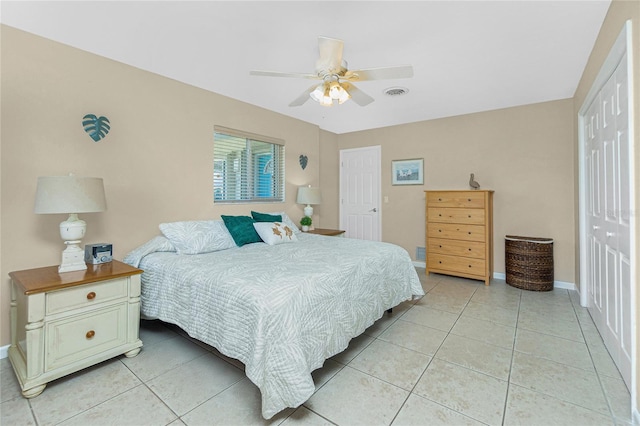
[124,233,424,418]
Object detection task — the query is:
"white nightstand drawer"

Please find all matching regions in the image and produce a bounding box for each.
[46,278,128,315]
[45,303,128,370]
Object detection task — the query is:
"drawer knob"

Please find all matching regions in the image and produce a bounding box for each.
[86,330,95,339]
[439,245,442,248]
[438,214,442,217]
[468,248,472,251]
[438,198,442,201]
[468,231,472,235]
[468,198,471,201]
[439,261,442,264]
[86,292,96,300]
[468,265,472,268]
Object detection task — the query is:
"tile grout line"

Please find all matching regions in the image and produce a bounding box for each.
[501,283,523,425]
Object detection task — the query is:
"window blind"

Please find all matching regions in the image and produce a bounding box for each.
[213,127,285,203]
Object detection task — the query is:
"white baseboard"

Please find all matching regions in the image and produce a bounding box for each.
[0,344,9,359]
[413,266,575,291]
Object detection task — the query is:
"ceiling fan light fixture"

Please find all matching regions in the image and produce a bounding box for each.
[329,81,351,104]
[310,83,333,106]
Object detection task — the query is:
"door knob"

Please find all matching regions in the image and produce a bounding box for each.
[369,208,377,212]
[606,232,614,237]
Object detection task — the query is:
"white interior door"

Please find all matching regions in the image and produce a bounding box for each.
[582,44,633,390]
[339,146,381,241]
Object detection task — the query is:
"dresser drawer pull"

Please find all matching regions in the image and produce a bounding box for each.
[468,265,472,268]
[439,245,443,248]
[86,330,95,339]
[468,232,472,235]
[468,198,471,201]
[86,292,96,300]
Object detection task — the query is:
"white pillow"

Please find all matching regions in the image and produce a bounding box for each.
[253,222,298,245]
[159,220,236,255]
[273,212,301,234]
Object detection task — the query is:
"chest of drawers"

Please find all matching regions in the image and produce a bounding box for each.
[8,260,143,398]
[425,190,494,285]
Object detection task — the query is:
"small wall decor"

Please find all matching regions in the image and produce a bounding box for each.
[392,158,424,185]
[299,154,308,170]
[82,114,111,142]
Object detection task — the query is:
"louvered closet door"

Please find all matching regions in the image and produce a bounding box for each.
[585,51,632,390]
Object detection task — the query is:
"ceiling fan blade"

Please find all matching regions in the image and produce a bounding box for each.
[343,65,413,81]
[341,82,374,107]
[288,84,318,107]
[317,36,344,72]
[250,70,319,79]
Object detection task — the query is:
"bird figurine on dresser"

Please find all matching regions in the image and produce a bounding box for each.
[469,173,480,190]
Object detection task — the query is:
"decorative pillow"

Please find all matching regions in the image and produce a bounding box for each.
[253,222,298,245]
[251,211,283,223]
[159,220,235,255]
[273,212,301,234]
[221,215,262,247]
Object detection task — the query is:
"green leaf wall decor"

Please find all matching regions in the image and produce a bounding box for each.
[82,114,110,142]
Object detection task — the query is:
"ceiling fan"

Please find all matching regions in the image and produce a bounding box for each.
[250,36,413,107]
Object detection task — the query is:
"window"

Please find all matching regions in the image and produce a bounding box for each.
[213,126,285,203]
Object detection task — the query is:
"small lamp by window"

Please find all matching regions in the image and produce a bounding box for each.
[34,174,107,273]
[296,185,322,217]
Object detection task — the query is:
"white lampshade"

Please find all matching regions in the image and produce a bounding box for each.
[34,174,107,273]
[34,175,106,214]
[297,186,322,206]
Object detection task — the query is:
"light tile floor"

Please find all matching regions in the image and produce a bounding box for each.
[1,269,635,425]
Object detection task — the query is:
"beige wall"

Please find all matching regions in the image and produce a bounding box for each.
[0,26,321,346]
[571,0,640,414]
[333,100,576,283]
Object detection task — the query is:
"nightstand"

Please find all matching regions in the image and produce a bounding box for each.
[306,228,346,237]
[8,260,143,398]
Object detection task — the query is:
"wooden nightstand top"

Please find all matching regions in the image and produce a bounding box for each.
[9,260,142,295]
[306,228,346,236]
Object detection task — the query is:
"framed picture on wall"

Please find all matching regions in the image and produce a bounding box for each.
[392,158,424,185]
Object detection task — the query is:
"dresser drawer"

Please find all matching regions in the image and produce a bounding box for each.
[428,238,486,259]
[45,303,128,370]
[426,191,485,208]
[428,253,486,277]
[46,278,128,315]
[427,208,485,225]
[427,223,486,242]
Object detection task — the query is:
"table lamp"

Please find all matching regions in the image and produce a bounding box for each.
[34,174,107,273]
[296,185,322,217]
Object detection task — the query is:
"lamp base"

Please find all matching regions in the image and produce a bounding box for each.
[59,240,87,273]
[303,205,314,217]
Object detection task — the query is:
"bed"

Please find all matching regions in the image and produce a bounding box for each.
[124,217,424,419]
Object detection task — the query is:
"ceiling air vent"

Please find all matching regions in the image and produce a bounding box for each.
[383,87,408,97]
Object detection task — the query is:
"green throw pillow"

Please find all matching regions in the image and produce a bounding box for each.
[221,215,261,246]
[251,211,283,223]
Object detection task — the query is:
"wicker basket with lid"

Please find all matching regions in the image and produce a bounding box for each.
[505,236,554,291]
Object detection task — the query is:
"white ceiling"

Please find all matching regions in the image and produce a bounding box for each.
[1,1,611,134]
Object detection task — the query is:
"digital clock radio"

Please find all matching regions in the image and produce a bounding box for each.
[84,243,113,264]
